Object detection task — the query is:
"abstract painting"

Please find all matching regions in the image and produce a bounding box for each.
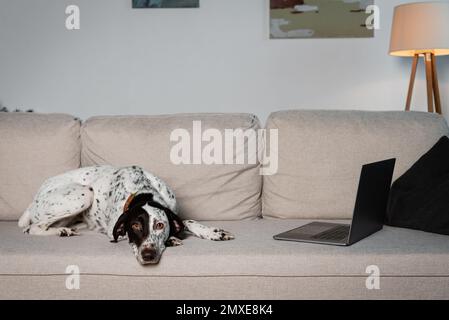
[132,0,199,8]
[270,0,374,38]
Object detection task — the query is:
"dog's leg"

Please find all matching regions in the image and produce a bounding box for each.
[69,221,89,230]
[27,224,79,237]
[24,183,94,237]
[183,220,234,241]
[18,208,32,228]
[165,236,183,247]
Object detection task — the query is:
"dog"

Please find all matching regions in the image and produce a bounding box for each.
[18,165,234,264]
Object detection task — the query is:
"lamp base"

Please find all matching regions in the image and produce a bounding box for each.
[405,53,442,115]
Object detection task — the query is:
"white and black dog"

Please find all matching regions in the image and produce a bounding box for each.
[18,165,234,264]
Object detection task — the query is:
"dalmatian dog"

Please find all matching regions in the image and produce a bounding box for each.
[18,165,234,265]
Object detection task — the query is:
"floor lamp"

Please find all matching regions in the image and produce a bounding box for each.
[389,2,449,115]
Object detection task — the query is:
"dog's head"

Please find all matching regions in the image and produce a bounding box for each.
[112,193,183,265]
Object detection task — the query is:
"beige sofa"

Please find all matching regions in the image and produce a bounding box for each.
[1,110,449,300]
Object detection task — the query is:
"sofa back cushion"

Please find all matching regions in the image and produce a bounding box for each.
[0,113,81,220]
[81,113,262,220]
[263,110,449,219]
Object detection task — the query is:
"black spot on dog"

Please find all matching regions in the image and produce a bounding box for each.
[81,194,85,196]
[89,187,93,191]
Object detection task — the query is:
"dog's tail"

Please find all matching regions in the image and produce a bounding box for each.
[18,209,31,228]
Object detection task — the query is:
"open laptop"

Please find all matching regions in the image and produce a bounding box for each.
[273,158,396,246]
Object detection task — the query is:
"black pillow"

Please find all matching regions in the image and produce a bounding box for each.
[386,136,449,235]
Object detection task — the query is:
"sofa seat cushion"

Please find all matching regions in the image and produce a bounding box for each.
[1,220,448,277]
[81,113,262,221]
[1,220,448,299]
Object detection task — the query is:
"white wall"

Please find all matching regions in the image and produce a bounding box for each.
[1,0,448,122]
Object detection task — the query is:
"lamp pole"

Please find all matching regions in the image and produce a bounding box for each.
[405,53,442,115]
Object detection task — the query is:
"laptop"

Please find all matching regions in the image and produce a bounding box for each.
[273,158,396,246]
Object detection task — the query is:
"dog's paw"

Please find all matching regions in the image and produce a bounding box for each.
[58,228,79,237]
[210,228,235,241]
[166,236,183,247]
[22,227,30,234]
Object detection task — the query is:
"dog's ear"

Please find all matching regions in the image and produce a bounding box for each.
[164,208,184,236]
[111,212,128,243]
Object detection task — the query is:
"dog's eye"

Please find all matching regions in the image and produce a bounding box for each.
[155,222,164,230]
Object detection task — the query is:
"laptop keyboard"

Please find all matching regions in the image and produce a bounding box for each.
[311,225,350,241]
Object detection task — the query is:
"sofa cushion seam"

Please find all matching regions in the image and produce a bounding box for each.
[1,273,449,278]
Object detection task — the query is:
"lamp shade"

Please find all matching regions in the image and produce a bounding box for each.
[389,2,449,57]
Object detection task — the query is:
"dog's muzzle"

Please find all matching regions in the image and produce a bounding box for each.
[138,244,163,265]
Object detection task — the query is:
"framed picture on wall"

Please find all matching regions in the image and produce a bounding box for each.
[132,0,199,8]
[270,0,374,39]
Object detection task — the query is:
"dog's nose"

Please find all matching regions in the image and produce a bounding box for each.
[141,248,157,262]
